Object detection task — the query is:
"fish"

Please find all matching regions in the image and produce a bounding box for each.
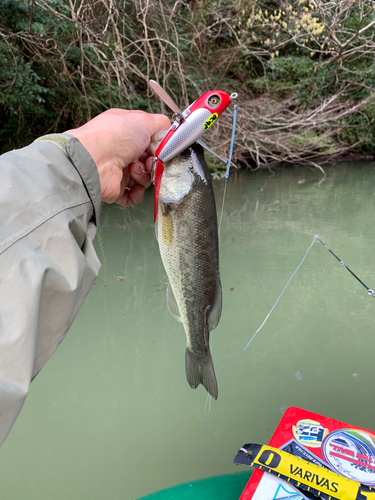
[155,142,222,400]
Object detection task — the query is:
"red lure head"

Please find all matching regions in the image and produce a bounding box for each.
[188,90,231,117]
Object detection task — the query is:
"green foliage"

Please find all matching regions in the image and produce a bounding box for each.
[0,0,28,32]
[0,39,57,151]
[246,56,314,97]
[270,56,314,84]
[339,100,375,153]
[287,131,336,153]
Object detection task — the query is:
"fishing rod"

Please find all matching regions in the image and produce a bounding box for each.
[315,235,375,297]
[215,235,374,378]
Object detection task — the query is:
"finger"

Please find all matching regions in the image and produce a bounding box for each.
[139,151,149,163]
[145,156,155,173]
[128,161,152,188]
[115,184,145,207]
[100,168,123,204]
[127,184,145,205]
[145,114,171,138]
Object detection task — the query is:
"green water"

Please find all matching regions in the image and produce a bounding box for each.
[1,162,375,499]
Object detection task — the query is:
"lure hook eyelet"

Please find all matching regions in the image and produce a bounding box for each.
[172,112,184,124]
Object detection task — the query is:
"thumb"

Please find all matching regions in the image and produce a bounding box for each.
[146,113,171,138]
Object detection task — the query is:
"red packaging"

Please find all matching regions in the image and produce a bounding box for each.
[240,407,375,500]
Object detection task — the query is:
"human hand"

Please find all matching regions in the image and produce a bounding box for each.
[65,109,170,206]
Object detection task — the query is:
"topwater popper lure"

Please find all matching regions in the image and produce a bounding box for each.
[149,79,238,222]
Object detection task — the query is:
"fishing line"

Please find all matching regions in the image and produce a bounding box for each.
[218,96,237,238]
[204,335,213,426]
[203,236,316,420]
[216,236,317,375]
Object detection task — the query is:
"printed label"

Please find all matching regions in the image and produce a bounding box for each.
[204,113,218,130]
[292,419,329,448]
[322,429,375,487]
[250,444,360,500]
[281,438,331,469]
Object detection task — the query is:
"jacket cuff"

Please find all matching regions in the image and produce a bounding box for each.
[35,133,102,226]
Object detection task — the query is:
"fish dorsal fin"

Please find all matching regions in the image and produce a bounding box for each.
[207,278,222,331]
[166,282,182,323]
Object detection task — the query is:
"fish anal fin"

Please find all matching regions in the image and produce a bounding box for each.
[166,282,182,323]
[185,348,218,400]
[207,279,222,331]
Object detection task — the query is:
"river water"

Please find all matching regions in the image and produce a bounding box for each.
[1,162,375,499]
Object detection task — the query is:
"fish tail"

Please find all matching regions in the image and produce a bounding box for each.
[185,348,218,400]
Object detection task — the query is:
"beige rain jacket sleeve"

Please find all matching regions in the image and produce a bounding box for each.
[0,134,102,446]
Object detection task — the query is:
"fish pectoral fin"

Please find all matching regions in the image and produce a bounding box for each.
[207,279,223,331]
[166,282,182,323]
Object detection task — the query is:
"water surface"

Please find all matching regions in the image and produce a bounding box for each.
[1,162,375,499]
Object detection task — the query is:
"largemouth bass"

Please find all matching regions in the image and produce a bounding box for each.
[156,143,222,400]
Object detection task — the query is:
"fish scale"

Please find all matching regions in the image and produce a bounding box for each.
[156,143,222,399]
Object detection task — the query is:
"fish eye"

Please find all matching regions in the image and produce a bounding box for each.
[208,95,220,107]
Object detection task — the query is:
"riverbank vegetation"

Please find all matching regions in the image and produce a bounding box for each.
[1,0,375,171]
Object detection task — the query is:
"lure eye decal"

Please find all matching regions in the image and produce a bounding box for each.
[208,95,220,107]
